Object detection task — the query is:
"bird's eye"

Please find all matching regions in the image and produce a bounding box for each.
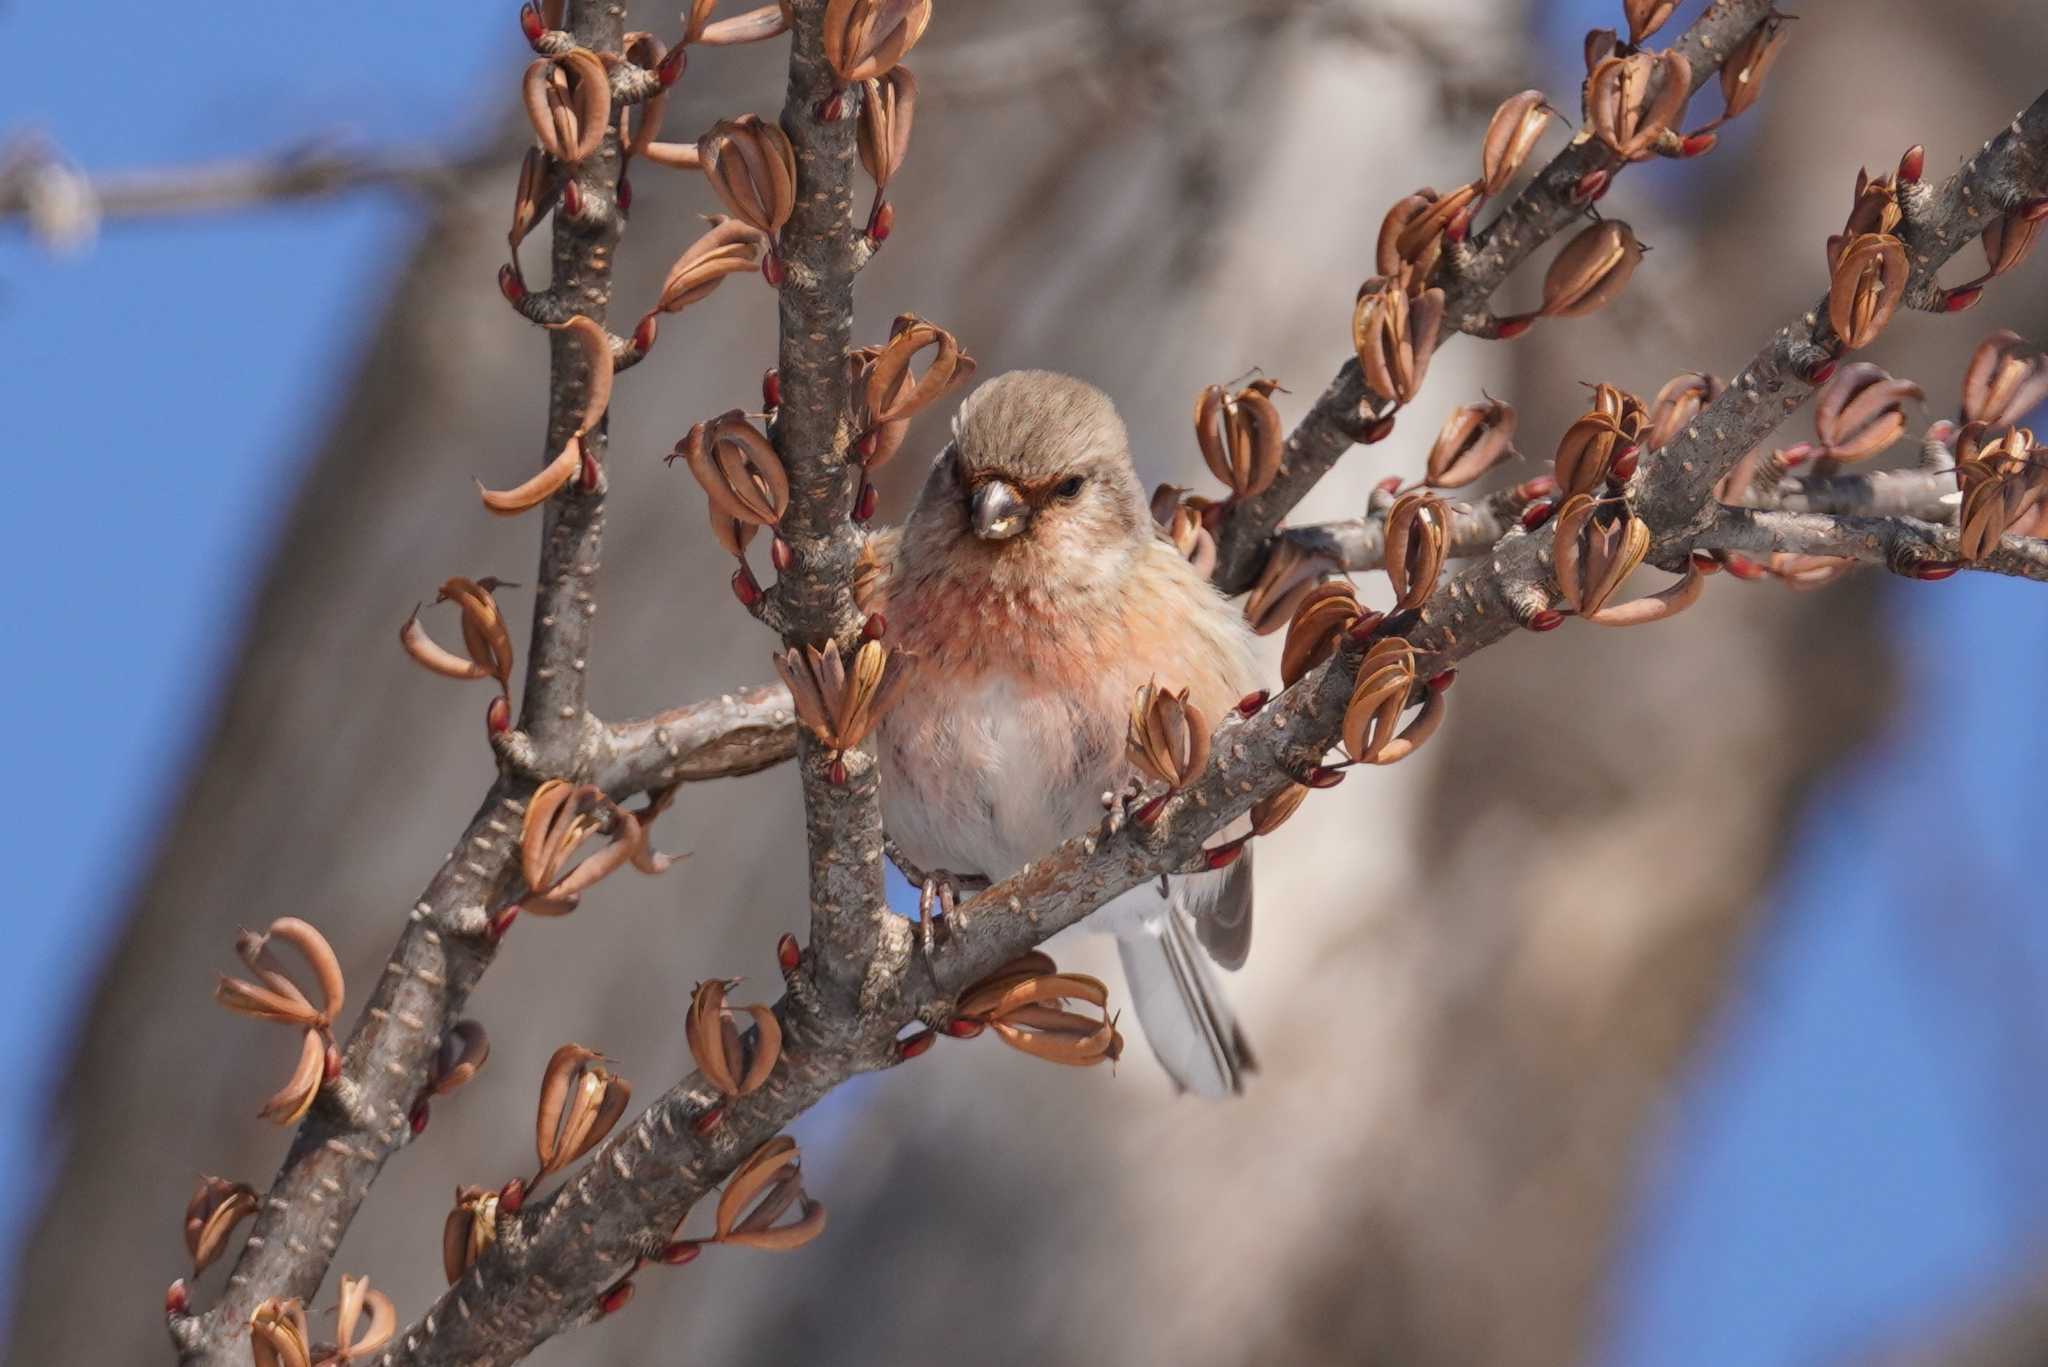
[1054,475,1084,499]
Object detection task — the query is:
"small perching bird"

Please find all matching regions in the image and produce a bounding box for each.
[869,370,1259,1096]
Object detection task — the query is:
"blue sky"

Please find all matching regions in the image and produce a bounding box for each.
[5,1,2047,1361]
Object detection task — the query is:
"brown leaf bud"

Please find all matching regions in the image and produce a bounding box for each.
[699,114,796,238]
[822,0,932,83]
[332,1274,397,1362]
[657,215,769,315]
[1383,491,1449,612]
[534,1044,631,1178]
[1353,278,1445,405]
[1720,14,1789,122]
[442,1186,499,1284]
[430,1020,492,1098]
[1552,494,1703,625]
[1541,220,1644,318]
[857,67,917,190]
[521,48,610,165]
[1480,91,1554,196]
[1827,233,1908,350]
[1249,783,1311,837]
[1193,379,1285,499]
[1961,331,2048,428]
[772,638,914,756]
[1243,538,1338,636]
[863,315,976,428]
[1425,400,1517,487]
[1645,371,1724,450]
[1812,362,1923,463]
[1126,680,1212,791]
[185,1176,258,1277]
[1280,580,1364,687]
[249,1298,313,1367]
[686,978,783,1098]
[1584,50,1690,161]
[680,410,789,537]
[1623,0,1677,45]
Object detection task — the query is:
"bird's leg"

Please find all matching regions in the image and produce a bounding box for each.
[916,875,960,972]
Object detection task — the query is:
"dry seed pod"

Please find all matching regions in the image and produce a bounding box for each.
[329,1275,397,1362]
[518,780,666,912]
[857,67,917,189]
[534,1045,631,1179]
[478,435,585,516]
[508,147,560,270]
[1384,492,1449,612]
[430,1021,492,1098]
[617,34,671,161]
[1584,50,1689,161]
[679,411,789,537]
[249,1297,313,1367]
[1243,538,1338,635]
[1192,380,1285,499]
[1623,0,1677,45]
[1957,428,2046,559]
[772,638,914,757]
[1553,410,1633,498]
[656,216,769,315]
[714,1136,828,1250]
[1979,210,2042,283]
[956,961,1124,1068]
[822,0,933,82]
[865,315,975,427]
[436,576,516,689]
[1391,184,1480,268]
[1352,279,1445,405]
[1249,783,1310,837]
[1812,362,1923,462]
[1481,91,1553,195]
[1127,681,1212,790]
[1341,639,1440,765]
[1766,552,1860,590]
[1159,500,1218,580]
[521,49,610,164]
[1541,220,1644,318]
[1720,14,1789,122]
[442,1186,499,1284]
[1426,400,1517,487]
[259,1028,327,1126]
[1280,580,1364,687]
[686,978,783,1098]
[1553,494,1704,624]
[1827,233,1908,350]
[217,917,345,1033]
[699,115,796,238]
[696,3,792,44]
[1646,371,1724,450]
[1377,192,1443,279]
[1961,331,2048,427]
[185,1176,257,1277]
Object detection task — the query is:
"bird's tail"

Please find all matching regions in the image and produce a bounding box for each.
[1116,912,1256,1098]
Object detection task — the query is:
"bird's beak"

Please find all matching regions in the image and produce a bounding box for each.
[970,480,1030,541]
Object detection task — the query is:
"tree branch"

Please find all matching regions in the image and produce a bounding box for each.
[1280,482,1542,573]
[1208,0,1780,591]
[1697,506,2048,582]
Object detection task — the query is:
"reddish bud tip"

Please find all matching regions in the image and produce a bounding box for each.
[2021,197,2048,223]
[862,612,887,641]
[1363,414,1397,444]
[762,252,787,287]
[657,45,686,87]
[897,1029,936,1061]
[771,536,795,573]
[776,932,801,972]
[1722,553,1767,581]
[1689,550,1724,575]
[1495,315,1535,340]
[1235,689,1269,717]
[1610,447,1640,482]
[1515,474,1559,501]
[1344,609,1388,643]
[1428,668,1456,691]
[616,175,632,216]
[631,314,658,356]
[1803,356,1838,385]
[943,1016,985,1039]
[828,756,849,786]
[855,430,880,461]
[166,1281,189,1317]
[597,1281,635,1317]
[1520,499,1556,530]
[1909,560,1960,581]
[868,199,895,243]
[854,480,879,523]
[1572,169,1611,203]
[408,1100,431,1136]
[578,447,601,493]
[1898,144,1926,184]
[1373,475,1403,497]
[1446,201,1475,244]
[1526,609,1565,633]
[1132,793,1170,826]
[816,92,844,122]
[490,905,519,942]
[731,563,763,608]
[1203,836,1248,871]
[692,1105,726,1135]
[659,1241,702,1266]
[1943,285,1984,313]
[1304,765,1348,789]
[323,1044,342,1082]
[497,263,526,305]
[1680,131,1719,159]
[486,694,512,736]
[761,368,782,410]
[519,3,546,43]
[498,1178,526,1214]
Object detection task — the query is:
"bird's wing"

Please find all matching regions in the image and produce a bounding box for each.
[1185,839,1253,971]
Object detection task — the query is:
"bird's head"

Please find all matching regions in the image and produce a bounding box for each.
[903,370,1151,594]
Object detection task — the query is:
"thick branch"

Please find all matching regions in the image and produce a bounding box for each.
[1698,507,2048,582]
[1209,0,1778,591]
[594,683,799,792]
[1282,482,1538,572]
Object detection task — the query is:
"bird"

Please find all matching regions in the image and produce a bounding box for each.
[864,369,1259,1097]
